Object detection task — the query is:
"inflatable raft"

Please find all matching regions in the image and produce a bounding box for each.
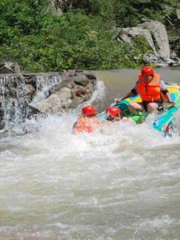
[98,85,180,133]
[153,91,180,135]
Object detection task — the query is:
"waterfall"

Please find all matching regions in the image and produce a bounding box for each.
[0,73,63,132]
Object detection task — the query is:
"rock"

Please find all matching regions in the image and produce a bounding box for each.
[23,74,37,87]
[25,84,36,96]
[57,87,72,100]
[0,69,97,132]
[33,87,72,113]
[26,106,41,119]
[0,62,20,74]
[49,79,72,94]
[0,121,5,130]
[177,9,180,19]
[119,27,158,55]
[48,0,63,15]
[117,21,174,66]
[139,21,170,61]
[82,94,91,102]
[33,94,61,113]
[75,89,87,97]
[74,75,90,87]
[85,72,98,80]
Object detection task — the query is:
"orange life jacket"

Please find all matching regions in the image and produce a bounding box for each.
[73,117,99,133]
[137,74,161,102]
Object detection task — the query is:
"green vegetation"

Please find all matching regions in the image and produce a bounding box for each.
[0,0,179,71]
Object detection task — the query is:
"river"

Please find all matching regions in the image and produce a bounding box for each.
[0,69,180,240]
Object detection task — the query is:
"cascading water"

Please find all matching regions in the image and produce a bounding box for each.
[0,69,180,240]
[32,74,63,104]
[0,73,66,135]
[0,74,28,130]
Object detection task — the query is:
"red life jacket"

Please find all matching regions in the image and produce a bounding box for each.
[73,117,99,134]
[137,74,161,102]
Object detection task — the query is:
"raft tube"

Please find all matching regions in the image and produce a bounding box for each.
[98,85,180,125]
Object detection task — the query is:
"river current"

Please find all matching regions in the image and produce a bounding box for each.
[0,69,180,240]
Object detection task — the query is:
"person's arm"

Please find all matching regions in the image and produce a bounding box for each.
[165,92,175,104]
[121,91,135,101]
[121,82,137,101]
[161,80,175,104]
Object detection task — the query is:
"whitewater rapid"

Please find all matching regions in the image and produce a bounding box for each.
[0,69,180,240]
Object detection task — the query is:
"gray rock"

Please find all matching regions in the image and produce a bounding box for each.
[74,75,90,87]
[0,69,97,131]
[177,9,180,19]
[0,62,20,74]
[48,0,63,15]
[25,84,36,96]
[117,21,174,66]
[139,21,170,61]
[33,95,61,113]
[33,87,72,114]
[119,27,158,55]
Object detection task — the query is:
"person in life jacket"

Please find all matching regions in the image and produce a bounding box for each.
[106,106,121,121]
[72,105,100,134]
[106,106,132,123]
[121,66,175,114]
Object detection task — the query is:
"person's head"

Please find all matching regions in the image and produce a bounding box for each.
[141,66,154,82]
[82,105,96,117]
[106,106,121,121]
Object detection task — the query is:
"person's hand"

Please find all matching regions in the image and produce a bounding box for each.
[167,100,175,109]
[114,98,122,104]
[169,100,175,105]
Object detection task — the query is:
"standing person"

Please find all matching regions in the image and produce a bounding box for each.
[72,105,100,134]
[121,66,174,114]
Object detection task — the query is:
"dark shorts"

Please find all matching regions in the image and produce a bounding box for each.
[142,101,164,112]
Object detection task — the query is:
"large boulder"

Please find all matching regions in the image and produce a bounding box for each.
[117,21,178,66]
[32,70,97,114]
[119,27,159,56]
[34,87,72,113]
[139,21,170,61]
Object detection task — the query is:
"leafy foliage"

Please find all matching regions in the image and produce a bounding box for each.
[0,0,179,71]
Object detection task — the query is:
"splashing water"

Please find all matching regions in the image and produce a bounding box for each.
[0,70,180,240]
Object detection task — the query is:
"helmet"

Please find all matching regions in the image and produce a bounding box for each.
[141,66,154,76]
[82,105,96,116]
[106,106,121,118]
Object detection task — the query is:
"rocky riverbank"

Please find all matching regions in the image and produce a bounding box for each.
[0,63,97,133]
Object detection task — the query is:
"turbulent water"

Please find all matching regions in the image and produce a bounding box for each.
[0,69,180,240]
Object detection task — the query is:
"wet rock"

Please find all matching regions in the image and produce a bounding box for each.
[75,88,87,97]
[74,75,89,87]
[32,70,97,113]
[26,105,41,119]
[0,68,97,132]
[0,62,20,74]
[85,72,97,80]
[25,84,36,96]
[23,74,37,87]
